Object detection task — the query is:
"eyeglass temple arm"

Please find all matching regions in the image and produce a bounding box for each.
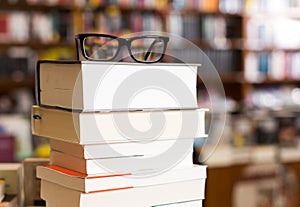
[75,38,80,60]
[144,39,162,61]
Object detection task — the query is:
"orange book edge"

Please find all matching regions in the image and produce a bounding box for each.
[43,165,132,179]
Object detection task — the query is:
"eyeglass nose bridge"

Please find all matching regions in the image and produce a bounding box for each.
[113,38,136,62]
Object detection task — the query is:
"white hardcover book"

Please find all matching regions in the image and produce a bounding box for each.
[50,149,194,175]
[32,106,208,144]
[37,61,199,111]
[36,164,206,193]
[50,138,195,159]
[41,178,205,207]
[46,199,203,207]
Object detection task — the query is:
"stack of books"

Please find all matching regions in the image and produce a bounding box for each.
[32,60,208,207]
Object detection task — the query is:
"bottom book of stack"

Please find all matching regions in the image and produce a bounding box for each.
[37,164,206,207]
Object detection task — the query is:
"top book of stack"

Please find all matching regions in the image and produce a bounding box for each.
[36,60,200,112]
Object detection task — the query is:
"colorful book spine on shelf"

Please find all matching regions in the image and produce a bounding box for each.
[0,134,15,162]
[0,10,73,44]
[172,0,218,12]
[245,51,300,82]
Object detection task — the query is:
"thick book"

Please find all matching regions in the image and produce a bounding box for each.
[50,149,194,175]
[32,105,208,144]
[50,138,194,159]
[41,178,205,207]
[37,164,206,193]
[36,60,199,111]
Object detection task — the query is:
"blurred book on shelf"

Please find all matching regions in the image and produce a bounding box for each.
[245,85,300,109]
[0,11,73,44]
[172,0,218,12]
[245,17,300,50]
[0,180,4,203]
[0,114,32,161]
[0,163,22,207]
[245,51,300,82]
[245,0,300,14]
[0,47,36,81]
[91,6,164,35]
[0,194,17,207]
[167,12,242,49]
[219,0,244,14]
[0,134,15,163]
[171,48,242,75]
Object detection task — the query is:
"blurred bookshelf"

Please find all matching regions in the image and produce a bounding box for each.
[1,0,300,206]
[1,0,299,105]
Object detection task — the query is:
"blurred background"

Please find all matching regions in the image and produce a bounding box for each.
[1,0,300,206]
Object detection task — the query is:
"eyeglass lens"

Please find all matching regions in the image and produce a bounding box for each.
[82,36,165,62]
[83,36,119,60]
[130,37,165,62]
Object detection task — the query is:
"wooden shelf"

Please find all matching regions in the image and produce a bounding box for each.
[0,42,74,49]
[204,160,300,207]
[244,48,300,52]
[0,0,298,105]
[249,78,300,84]
[193,39,243,50]
[0,78,34,91]
[197,72,244,84]
[0,2,74,11]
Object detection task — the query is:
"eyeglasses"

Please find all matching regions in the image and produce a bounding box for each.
[75,33,169,63]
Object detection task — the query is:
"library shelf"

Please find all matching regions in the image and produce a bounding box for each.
[203,145,300,207]
[0,78,34,91]
[0,2,74,11]
[0,1,298,117]
[0,42,74,49]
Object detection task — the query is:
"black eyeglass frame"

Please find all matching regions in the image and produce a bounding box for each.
[75,33,169,63]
